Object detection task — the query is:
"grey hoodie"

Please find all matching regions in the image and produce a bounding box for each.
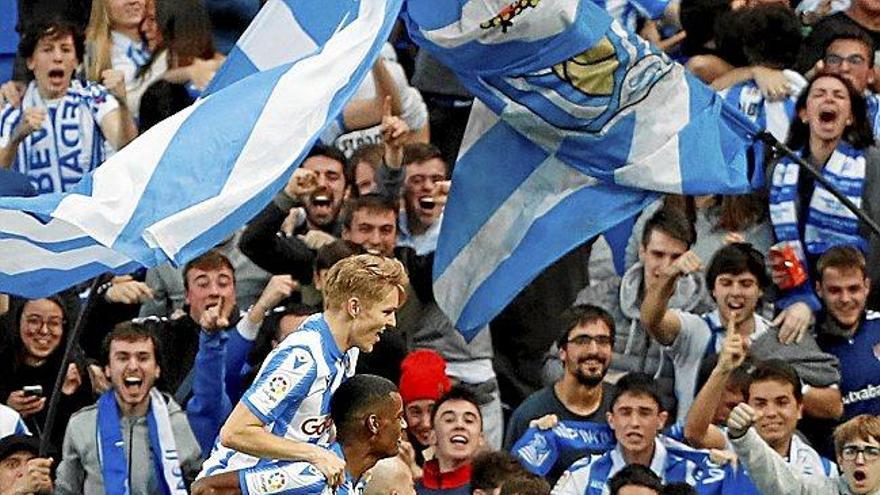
[552,262,714,414]
[55,392,202,495]
[731,428,874,495]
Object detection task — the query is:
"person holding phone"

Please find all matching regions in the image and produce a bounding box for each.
[0,296,92,451]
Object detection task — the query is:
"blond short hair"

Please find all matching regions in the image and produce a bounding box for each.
[834,415,880,456]
[322,254,408,311]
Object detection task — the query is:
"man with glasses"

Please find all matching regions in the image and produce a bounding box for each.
[504,304,616,484]
[816,25,880,138]
[729,409,880,494]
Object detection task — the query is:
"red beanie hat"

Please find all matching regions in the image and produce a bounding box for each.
[399,349,452,404]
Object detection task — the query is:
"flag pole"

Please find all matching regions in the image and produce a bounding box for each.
[39,274,108,457]
[757,132,880,239]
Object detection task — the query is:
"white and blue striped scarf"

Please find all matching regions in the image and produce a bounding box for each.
[769,142,868,266]
[97,388,187,495]
[12,81,115,193]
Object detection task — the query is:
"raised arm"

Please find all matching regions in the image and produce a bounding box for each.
[685,313,746,449]
[640,250,704,345]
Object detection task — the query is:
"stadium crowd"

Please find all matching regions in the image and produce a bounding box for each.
[2,0,880,493]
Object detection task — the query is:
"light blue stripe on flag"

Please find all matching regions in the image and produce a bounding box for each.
[0,0,403,298]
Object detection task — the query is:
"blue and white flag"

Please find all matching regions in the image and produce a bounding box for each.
[401,0,763,338]
[0,0,402,298]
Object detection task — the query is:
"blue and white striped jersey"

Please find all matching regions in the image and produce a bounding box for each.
[199,313,359,477]
[238,444,366,495]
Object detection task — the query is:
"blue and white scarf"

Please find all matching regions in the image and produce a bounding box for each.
[111,31,151,86]
[97,389,187,495]
[11,81,114,193]
[769,142,869,268]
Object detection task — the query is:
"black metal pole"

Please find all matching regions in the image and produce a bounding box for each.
[39,275,107,457]
[758,132,880,240]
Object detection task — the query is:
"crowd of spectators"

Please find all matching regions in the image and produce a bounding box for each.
[2,0,880,493]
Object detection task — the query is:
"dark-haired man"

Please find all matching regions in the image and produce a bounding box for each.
[192,374,406,495]
[417,386,484,495]
[239,145,350,280]
[608,465,663,495]
[573,208,713,421]
[0,20,137,193]
[552,374,702,495]
[55,323,202,494]
[641,243,843,421]
[505,305,616,484]
[815,246,880,418]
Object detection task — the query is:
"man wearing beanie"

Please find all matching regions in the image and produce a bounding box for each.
[400,349,453,470]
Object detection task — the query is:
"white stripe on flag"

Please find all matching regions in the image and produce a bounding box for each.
[0,239,130,275]
[613,63,690,193]
[1,211,91,243]
[144,0,390,261]
[239,0,319,70]
[434,151,599,324]
[48,101,203,248]
[456,100,499,160]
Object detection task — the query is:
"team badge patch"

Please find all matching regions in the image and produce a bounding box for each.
[480,0,541,33]
[255,471,289,494]
[873,341,880,362]
[268,376,291,401]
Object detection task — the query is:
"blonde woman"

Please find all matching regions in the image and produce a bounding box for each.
[84,0,149,100]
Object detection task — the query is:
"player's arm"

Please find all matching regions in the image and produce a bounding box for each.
[219,403,339,464]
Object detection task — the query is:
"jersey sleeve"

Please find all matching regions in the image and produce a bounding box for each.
[241,345,318,424]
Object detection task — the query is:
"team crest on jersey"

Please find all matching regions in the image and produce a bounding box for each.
[873,341,880,361]
[256,471,289,493]
[268,376,291,401]
[480,0,541,33]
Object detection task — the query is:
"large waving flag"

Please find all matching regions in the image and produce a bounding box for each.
[401,0,763,339]
[0,0,402,298]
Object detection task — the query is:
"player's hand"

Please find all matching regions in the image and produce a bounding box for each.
[773,302,813,345]
[308,446,346,488]
[727,403,759,438]
[661,250,703,279]
[381,96,409,169]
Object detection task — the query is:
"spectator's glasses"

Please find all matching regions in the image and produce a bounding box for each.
[841,445,880,461]
[824,53,867,67]
[23,316,64,332]
[565,334,612,347]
